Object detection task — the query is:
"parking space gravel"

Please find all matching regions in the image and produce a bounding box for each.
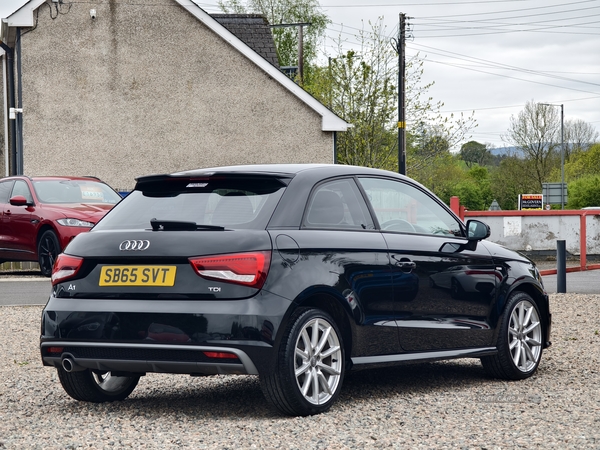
[1,294,599,449]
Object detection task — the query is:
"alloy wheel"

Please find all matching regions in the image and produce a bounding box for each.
[508,300,542,372]
[294,317,343,405]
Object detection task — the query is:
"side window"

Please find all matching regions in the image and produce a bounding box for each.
[357,177,462,237]
[0,180,15,204]
[11,180,34,204]
[303,178,374,230]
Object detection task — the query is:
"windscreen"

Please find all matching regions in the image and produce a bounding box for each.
[33,180,122,204]
[93,177,286,231]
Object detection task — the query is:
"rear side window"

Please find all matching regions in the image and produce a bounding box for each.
[94,177,286,231]
[303,178,374,230]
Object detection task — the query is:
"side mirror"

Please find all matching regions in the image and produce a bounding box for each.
[467,219,491,241]
[464,220,490,250]
[439,220,491,254]
[9,195,31,207]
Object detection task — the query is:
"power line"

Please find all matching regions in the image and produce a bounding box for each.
[439,95,600,113]
[413,13,600,31]
[409,42,600,88]
[410,53,600,96]
[414,17,600,30]
[321,0,547,7]
[418,0,600,20]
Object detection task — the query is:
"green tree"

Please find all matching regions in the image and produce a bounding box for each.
[413,152,464,201]
[564,118,599,157]
[408,125,450,173]
[305,18,476,173]
[304,20,400,169]
[567,175,600,209]
[321,45,398,170]
[564,143,600,181]
[459,140,492,168]
[447,166,494,211]
[503,100,561,190]
[218,0,329,72]
[489,156,539,210]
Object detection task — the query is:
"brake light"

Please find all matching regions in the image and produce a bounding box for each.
[51,254,84,285]
[189,251,271,289]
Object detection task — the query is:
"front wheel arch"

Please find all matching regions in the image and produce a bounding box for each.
[482,290,544,380]
[499,282,550,346]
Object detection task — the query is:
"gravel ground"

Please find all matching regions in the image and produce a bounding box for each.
[1,295,599,449]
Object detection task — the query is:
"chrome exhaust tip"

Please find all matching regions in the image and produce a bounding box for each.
[61,357,84,372]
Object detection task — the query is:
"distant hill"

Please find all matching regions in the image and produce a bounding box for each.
[490,146,525,157]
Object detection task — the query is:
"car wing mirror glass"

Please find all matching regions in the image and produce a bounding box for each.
[466,219,490,241]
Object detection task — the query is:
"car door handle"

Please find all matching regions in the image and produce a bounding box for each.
[399,261,416,271]
[392,256,416,272]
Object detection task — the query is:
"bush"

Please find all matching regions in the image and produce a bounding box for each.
[567,175,600,209]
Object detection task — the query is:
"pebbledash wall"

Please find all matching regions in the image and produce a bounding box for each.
[451,199,600,258]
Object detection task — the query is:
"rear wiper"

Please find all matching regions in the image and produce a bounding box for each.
[150,219,225,231]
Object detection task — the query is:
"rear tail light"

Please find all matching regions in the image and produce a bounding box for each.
[51,254,84,285]
[189,251,271,289]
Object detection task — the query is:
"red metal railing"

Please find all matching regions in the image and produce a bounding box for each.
[450,196,600,275]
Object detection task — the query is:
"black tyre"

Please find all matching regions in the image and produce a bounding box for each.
[261,308,345,416]
[57,368,140,402]
[38,230,60,277]
[481,291,544,380]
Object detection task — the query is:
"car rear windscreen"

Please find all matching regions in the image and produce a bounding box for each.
[93,176,286,230]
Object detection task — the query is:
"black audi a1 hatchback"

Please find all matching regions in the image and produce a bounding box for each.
[41,164,551,416]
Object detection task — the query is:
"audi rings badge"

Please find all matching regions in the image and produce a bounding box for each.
[119,240,150,251]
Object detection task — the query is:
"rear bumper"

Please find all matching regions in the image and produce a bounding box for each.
[40,292,291,375]
[41,341,260,375]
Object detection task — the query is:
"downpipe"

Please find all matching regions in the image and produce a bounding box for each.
[61,356,85,372]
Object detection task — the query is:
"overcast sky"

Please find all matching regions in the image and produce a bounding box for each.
[2,0,599,148]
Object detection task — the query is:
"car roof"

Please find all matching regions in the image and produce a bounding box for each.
[1,175,102,182]
[149,164,409,180]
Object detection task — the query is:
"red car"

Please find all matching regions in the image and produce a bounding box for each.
[0,176,122,276]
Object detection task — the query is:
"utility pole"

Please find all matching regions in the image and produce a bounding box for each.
[298,25,304,84]
[270,23,311,85]
[394,13,407,175]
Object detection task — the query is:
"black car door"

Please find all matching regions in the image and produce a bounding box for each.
[267,177,402,356]
[357,176,500,353]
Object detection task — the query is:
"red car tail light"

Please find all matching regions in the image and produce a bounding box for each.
[51,254,84,285]
[189,251,271,289]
